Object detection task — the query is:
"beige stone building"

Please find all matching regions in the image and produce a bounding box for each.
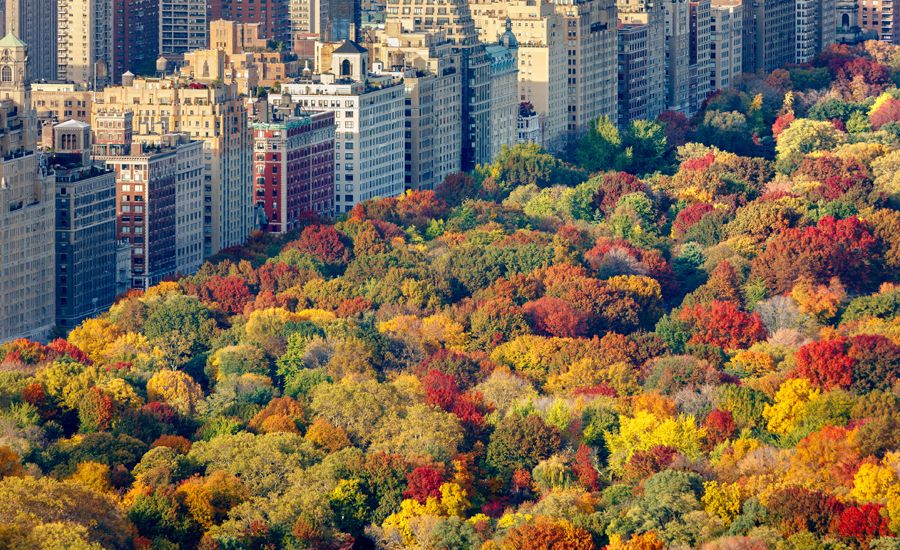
[3,0,57,80]
[0,35,55,341]
[485,41,519,160]
[92,75,253,256]
[57,0,113,86]
[470,0,568,150]
[369,23,462,189]
[710,0,742,90]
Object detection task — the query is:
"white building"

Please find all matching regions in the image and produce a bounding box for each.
[57,0,113,86]
[711,0,743,90]
[280,41,405,213]
[795,0,836,63]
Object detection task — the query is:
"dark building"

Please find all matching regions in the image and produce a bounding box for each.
[329,0,362,41]
[210,0,290,45]
[113,0,160,78]
[742,0,795,73]
[50,121,118,330]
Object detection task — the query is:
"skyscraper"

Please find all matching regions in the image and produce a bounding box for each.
[57,0,114,86]
[160,0,209,57]
[3,0,57,81]
[618,0,667,123]
[210,0,290,45]
[796,0,836,63]
[689,0,712,114]
[113,0,159,78]
[710,0,743,90]
[743,0,795,73]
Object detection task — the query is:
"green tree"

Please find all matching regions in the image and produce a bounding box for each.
[775,119,845,173]
[143,294,216,368]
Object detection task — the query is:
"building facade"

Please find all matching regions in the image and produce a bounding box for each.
[113,0,159,78]
[160,0,209,57]
[3,0,57,80]
[858,0,899,43]
[369,24,463,189]
[618,0,667,123]
[57,0,114,86]
[796,0,836,63]
[280,44,405,212]
[486,41,519,161]
[210,0,290,44]
[743,0,795,73]
[710,0,742,91]
[664,0,691,113]
[48,121,117,330]
[251,110,335,231]
[93,76,253,256]
[689,0,712,114]
[553,0,618,139]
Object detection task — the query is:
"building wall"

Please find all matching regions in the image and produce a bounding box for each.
[281,79,405,213]
[486,44,518,161]
[4,0,57,80]
[553,0,618,140]
[744,0,795,73]
[172,139,203,274]
[210,0,290,44]
[710,0,742,90]
[160,0,209,56]
[113,0,159,78]
[93,77,253,256]
[252,112,335,232]
[618,0,666,123]
[859,0,898,43]
[53,167,117,329]
[665,0,691,113]
[58,0,114,86]
[618,23,649,126]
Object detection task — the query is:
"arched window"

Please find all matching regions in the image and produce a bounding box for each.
[341,59,351,77]
[842,13,850,27]
[202,61,209,78]
[1,66,12,82]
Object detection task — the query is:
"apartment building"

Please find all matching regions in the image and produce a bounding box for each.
[251,110,335,231]
[743,0,795,73]
[385,0,490,168]
[0,99,54,341]
[210,0,290,44]
[92,75,252,256]
[859,0,898,43]
[3,0,57,80]
[32,83,92,147]
[160,0,209,57]
[112,0,159,78]
[57,0,114,86]
[369,24,463,189]
[486,38,519,160]
[280,43,405,212]
[48,121,117,330]
[617,0,667,124]
[710,0,742,90]
[796,0,836,62]
[470,0,568,151]
[552,0,618,139]
[689,0,712,114]
[92,115,204,289]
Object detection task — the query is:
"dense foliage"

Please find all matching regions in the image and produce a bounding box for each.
[1,42,900,549]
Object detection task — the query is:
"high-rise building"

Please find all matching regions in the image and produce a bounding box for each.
[369,23,463,189]
[3,0,57,81]
[329,0,362,40]
[858,0,898,43]
[0,34,55,341]
[689,0,712,114]
[743,0,795,73]
[210,0,290,44]
[470,1,568,151]
[93,75,253,256]
[796,0,836,62]
[552,0,618,140]
[92,113,205,288]
[386,0,490,167]
[617,0,666,123]
[160,0,209,57]
[48,121,117,330]
[486,30,519,160]
[837,0,862,43]
[290,0,330,45]
[57,0,114,86]
[664,0,691,113]
[112,0,159,78]
[251,110,335,231]
[618,21,651,126]
[279,42,405,212]
[710,0,742,90]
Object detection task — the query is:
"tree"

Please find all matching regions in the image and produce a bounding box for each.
[146,369,204,416]
[834,504,891,545]
[487,414,563,475]
[289,224,350,265]
[848,334,900,393]
[678,301,767,350]
[775,118,845,173]
[143,295,216,368]
[794,339,854,390]
[499,518,594,550]
[523,296,589,337]
[404,466,445,503]
[370,404,465,462]
[576,116,627,173]
[328,478,371,535]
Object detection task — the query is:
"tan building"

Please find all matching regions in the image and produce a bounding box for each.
[486,38,519,159]
[618,0,667,124]
[207,20,300,90]
[0,35,55,341]
[3,0,57,80]
[370,24,463,189]
[57,0,113,86]
[552,0,618,138]
[710,0,742,90]
[470,1,568,150]
[279,42,406,213]
[210,20,269,53]
[93,75,253,256]
[183,48,260,96]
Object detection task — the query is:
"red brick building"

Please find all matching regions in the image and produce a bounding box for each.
[210,0,290,45]
[251,110,335,232]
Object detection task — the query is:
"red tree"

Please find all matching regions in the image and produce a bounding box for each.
[522,296,589,337]
[289,224,350,264]
[572,444,600,491]
[794,339,855,390]
[205,275,253,315]
[703,409,736,448]
[403,466,444,503]
[833,504,891,545]
[772,112,795,139]
[672,203,714,238]
[678,300,767,350]
[848,334,900,393]
[422,369,460,410]
[871,97,900,129]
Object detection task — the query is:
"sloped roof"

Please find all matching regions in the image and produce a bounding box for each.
[333,40,367,54]
[0,33,26,48]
